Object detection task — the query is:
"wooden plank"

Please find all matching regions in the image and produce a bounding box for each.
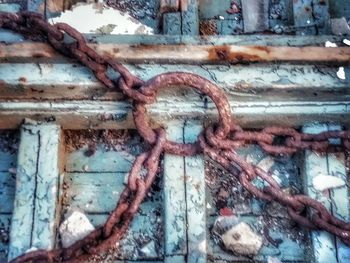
[181,0,199,35]
[1,63,349,102]
[302,124,337,263]
[327,125,350,262]
[242,0,269,33]
[160,0,180,14]
[64,172,161,214]
[293,0,316,35]
[163,12,182,35]
[312,0,331,34]
[8,123,62,260]
[0,172,15,214]
[184,121,206,263]
[66,146,135,173]
[1,43,350,64]
[0,100,349,130]
[163,121,186,260]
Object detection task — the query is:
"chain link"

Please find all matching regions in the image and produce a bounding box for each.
[1,11,350,262]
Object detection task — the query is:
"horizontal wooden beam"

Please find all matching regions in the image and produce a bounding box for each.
[1,42,350,65]
[0,100,349,129]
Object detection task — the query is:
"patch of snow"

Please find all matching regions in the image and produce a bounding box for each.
[50,3,153,35]
[325,41,337,47]
[312,174,346,191]
[337,67,346,80]
[59,210,95,248]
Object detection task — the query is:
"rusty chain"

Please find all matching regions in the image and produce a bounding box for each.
[1,11,350,262]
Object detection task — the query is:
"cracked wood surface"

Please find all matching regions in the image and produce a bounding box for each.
[8,123,61,261]
[1,42,350,65]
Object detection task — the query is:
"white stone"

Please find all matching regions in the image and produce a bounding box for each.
[257,156,275,172]
[312,174,346,191]
[59,210,95,248]
[25,247,38,253]
[140,241,157,257]
[268,256,282,263]
[325,41,337,48]
[343,39,350,46]
[221,222,263,256]
[337,67,346,80]
[50,3,153,35]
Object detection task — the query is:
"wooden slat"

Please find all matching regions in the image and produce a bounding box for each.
[293,0,316,35]
[181,0,199,35]
[0,100,349,130]
[303,124,337,262]
[184,121,206,263]
[66,146,135,173]
[0,151,16,173]
[1,63,349,102]
[163,121,186,260]
[64,173,160,214]
[8,123,62,260]
[163,12,182,35]
[242,0,269,33]
[1,42,350,64]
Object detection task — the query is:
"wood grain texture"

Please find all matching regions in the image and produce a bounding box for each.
[1,42,350,64]
[8,124,61,261]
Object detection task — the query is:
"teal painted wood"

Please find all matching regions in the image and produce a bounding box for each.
[303,124,337,263]
[242,0,269,33]
[1,63,349,102]
[0,151,16,173]
[0,172,15,214]
[64,172,161,214]
[293,0,317,35]
[8,126,39,261]
[0,214,12,263]
[163,121,186,260]
[8,123,61,261]
[181,0,199,35]
[184,121,206,263]
[163,12,182,35]
[327,125,350,263]
[66,146,134,173]
[0,3,24,43]
[312,0,331,34]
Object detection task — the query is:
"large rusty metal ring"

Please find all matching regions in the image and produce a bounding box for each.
[133,72,233,155]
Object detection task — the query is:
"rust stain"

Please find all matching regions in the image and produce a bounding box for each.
[208,46,263,63]
[32,52,48,58]
[0,80,5,88]
[113,47,119,53]
[304,6,311,12]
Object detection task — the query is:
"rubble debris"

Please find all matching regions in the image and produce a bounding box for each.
[59,210,95,248]
[199,20,218,35]
[50,2,153,35]
[221,222,263,256]
[226,1,241,14]
[257,156,275,172]
[331,18,350,35]
[325,41,337,47]
[312,174,346,191]
[337,67,346,80]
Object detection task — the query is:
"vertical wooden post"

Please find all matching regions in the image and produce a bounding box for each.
[163,121,186,262]
[181,0,199,35]
[8,123,62,261]
[184,121,206,263]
